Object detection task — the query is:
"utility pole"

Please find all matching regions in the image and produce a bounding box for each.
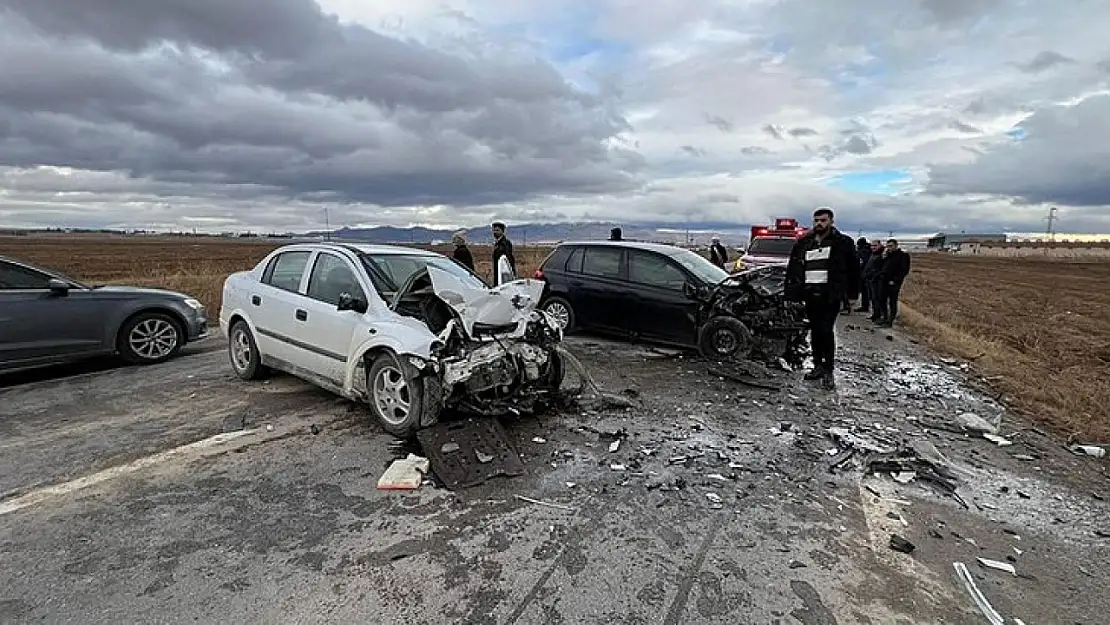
[1045,206,1058,241]
[324,206,331,240]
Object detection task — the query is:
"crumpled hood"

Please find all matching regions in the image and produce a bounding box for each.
[426,266,545,337]
[741,254,789,265]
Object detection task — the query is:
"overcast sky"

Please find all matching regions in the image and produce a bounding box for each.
[2,0,1110,234]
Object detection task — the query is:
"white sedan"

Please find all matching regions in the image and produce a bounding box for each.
[218,242,565,437]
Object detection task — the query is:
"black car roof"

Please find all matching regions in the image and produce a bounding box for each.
[554,241,695,257]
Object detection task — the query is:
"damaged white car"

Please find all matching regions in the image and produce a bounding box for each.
[218,243,565,437]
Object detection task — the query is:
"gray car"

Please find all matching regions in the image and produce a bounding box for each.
[0,255,209,373]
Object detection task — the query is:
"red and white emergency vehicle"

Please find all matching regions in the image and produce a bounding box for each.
[731,217,808,272]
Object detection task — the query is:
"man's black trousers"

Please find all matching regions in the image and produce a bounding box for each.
[882,282,903,322]
[804,294,842,370]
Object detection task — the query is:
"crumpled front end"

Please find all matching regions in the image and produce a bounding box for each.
[414,267,566,415]
[701,265,810,366]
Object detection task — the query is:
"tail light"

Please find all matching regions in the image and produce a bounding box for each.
[533,269,545,280]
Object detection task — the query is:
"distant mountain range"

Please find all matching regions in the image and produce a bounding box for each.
[306,222,754,246]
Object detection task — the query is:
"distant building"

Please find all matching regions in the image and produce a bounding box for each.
[926,232,1008,249]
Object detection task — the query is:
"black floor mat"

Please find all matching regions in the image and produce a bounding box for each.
[416,417,526,489]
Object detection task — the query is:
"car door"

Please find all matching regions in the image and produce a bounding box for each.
[576,245,631,332]
[292,251,371,386]
[0,260,111,368]
[251,250,313,367]
[626,250,698,345]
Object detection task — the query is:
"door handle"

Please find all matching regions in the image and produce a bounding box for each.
[295,309,307,321]
[251,295,261,306]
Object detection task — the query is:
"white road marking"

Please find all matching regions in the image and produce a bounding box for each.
[0,428,258,517]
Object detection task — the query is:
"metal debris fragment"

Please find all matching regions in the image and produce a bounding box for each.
[514,495,576,512]
[953,562,1005,625]
[977,558,1017,576]
[531,437,547,444]
[982,433,1013,447]
[955,412,1000,434]
[889,534,915,554]
[1069,444,1107,458]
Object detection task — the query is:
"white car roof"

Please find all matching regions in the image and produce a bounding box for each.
[273,242,439,256]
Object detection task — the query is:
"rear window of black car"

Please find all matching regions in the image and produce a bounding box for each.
[564,246,584,273]
[582,246,622,278]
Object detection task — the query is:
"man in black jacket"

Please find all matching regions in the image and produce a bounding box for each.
[785,207,861,389]
[877,239,911,327]
[855,237,872,313]
[862,240,886,321]
[709,236,729,268]
[491,221,516,285]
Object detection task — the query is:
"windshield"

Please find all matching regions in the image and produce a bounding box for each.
[359,253,487,294]
[669,248,730,284]
[746,237,796,256]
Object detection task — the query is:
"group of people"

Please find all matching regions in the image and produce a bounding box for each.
[450,221,517,285]
[784,207,912,390]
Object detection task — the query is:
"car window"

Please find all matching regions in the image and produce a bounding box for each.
[747,238,796,256]
[628,251,688,290]
[670,248,729,285]
[564,247,584,273]
[360,254,486,297]
[0,261,52,290]
[582,247,622,278]
[262,251,311,292]
[306,253,366,306]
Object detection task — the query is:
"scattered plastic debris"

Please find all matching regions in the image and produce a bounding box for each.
[1069,444,1107,459]
[441,442,460,454]
[705,492,723,504]
[610,463,627,471]
[531,437,547,444]
[953,562,1005,625]
[609,439,621,453]
[476,450,494,464]
[377,454,430,490]
[514,494,576,512]
[977,558,1017,576]
[955,412,1000,434]
[889,534,915,554]
[983,433,1013,447]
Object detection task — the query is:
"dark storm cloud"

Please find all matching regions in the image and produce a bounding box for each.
[788,127,818,137]
[761,124,784,140]
[0,0,638,207]
[1015,51,1076,73]
[949,120,981,133]
[927,94,1110,207]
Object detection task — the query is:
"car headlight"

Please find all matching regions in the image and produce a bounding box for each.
[183,298,205,312]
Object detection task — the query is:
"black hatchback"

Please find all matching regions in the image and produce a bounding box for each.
[533,241,732,347]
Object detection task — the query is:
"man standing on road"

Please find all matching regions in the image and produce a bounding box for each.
[785,207,861,389]
[451,230,475,271]
[876,239,911,327]
[491,221,516,285]
[855,237,872,313]
[863,240,886,322]
[709,236,729,269]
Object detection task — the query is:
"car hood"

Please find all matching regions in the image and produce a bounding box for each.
[93,285,194,300]
[426,266,545,337]
[740,255,789,265]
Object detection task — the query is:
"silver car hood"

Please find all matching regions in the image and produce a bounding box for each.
[426,266,545,337]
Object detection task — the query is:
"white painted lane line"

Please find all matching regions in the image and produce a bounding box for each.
[0,428,258,517]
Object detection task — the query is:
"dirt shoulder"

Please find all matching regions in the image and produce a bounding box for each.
[0,320,1107,624]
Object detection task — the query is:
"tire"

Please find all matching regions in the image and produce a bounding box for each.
[368,351,430,438]
[228,319,269,380]
[697,316,754,362]
[541,296,576,332]
[117,311,184,365]
[540,348,566,391]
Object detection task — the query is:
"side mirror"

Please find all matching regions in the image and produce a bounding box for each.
[48,278,70,295]
[683,282,708,300]
[336,292,368,314]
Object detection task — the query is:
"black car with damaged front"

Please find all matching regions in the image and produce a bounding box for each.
[534,241,807,366]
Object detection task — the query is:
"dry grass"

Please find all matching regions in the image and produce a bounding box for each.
[900,254,1110,441]
[1,234,551,314]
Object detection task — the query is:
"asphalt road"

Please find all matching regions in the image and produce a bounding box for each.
[1,324,1108,624]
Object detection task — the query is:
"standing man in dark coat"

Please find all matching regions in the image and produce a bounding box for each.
[709,236,729,269]
[877,239,911,327]
[854,237,872,313]
[451,230,475,271]
[785,207,861,389]
[863,240,886,322]
[491,221,516,285]
[610,227,623,241]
